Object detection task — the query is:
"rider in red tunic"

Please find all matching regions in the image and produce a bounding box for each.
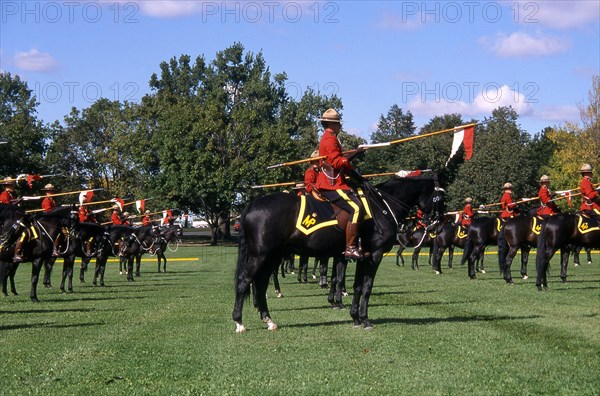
[314,109,365,260]
[580,164,600,217]
[500,182,517,221]
[0,178,18,204]
[41,184,57,212]
[142,210,152,226]
[111,207,123,225]
[461,197,474,227]
[304,150,320,196]
[536,175,560,217]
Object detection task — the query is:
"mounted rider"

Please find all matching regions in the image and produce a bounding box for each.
[142,210,152,226]
[580,164,600,218]
[536,175,560,217]
[78,194,97,223]
[0,178,19,205]
[500,182,518,221]
[314,108,365,260]
[111,205,124,225]
[41,183,61,257]
[304,150,321,196]
[461,197,475,228]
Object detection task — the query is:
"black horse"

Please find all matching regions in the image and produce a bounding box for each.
[573,245,594,266]
[0,204,28,296]
[233,175,445,332]
[119,225,158,280]
[462,216,501,279]
[92,225,134,286]
[535,213,600,290]
[0,206,77,301]
[153,225,183,273]
[395,226,433,270]
[431,220,471,274]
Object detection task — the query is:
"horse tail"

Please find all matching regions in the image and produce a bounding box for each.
[234,216,251,300]
[535,217,549,271]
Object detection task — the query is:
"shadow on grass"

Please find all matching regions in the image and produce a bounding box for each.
[0,321,105,331]
[283,314,543,328]
[40,295,145,303]
[0,307,97,314]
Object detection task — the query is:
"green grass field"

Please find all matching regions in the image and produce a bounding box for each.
[1,246,599,395]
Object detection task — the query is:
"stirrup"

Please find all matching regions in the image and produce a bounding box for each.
[13,254,23,263]
[344,246,362,260]
[52,249,60,258]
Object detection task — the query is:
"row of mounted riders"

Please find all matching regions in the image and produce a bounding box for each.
[232,174,600,332]
[395,210,595,284]
[0,204,183,301]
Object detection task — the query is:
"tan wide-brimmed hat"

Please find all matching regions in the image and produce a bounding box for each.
[465,197,473,203]
[310,150,320,158]
[41,183,56,191]
[581,164,593,172]
[539,175,550,183]
[144,210,150,214]
[319,108,341,123]
[503,182,513,190]
[1,177,15,186]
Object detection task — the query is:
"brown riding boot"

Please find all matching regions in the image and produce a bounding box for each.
[344,222,362,260]
[13,239,25,262]
[51,236,61,258]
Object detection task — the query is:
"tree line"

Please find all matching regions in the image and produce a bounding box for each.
[1,43,598,244]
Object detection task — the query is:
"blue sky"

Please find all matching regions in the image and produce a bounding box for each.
[1,0,598,141]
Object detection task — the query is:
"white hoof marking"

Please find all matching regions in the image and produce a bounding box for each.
[266,319,278,331]
[235,323,246,333]
[523,275,528,280]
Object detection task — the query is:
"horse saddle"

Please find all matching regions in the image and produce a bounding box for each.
[295,189,372,235]
[577,214,600,234]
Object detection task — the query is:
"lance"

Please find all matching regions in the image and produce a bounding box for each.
[251,181,297,189]
[3,173,61,183]
[21,188,103,201]
[100,208,174,225]
[266,121,486,170]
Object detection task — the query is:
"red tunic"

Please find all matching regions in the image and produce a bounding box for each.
[580,176,600,211]
[315,129,352,191]
[500,191,516,219]
[414,209,427,229]
[42,197,57,212]
[461,203,474,227]
[304,166,318,194]
[0,190,16,204]
[537,185,559,216]
[111,211,123,225]
[163,210,173,226]
[142,215,151,226]
[79,205,96,223]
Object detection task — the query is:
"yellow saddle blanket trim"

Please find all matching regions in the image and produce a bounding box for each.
[456,226,468,239]
[496,218,502,232]
[295,188,373,236]
[532,216,543,235]
[577,215,600,234]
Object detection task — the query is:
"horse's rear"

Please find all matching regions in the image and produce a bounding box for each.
[233,193,301,333]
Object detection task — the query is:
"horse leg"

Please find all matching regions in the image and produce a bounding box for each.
[586,247,593,265]
[319,257,329,288]
[432,241,444,275]
[127,257,134,282]
[272,268,283,298]
[396,246,405,267]
[30,257,44,302]
[412,247,419,270]
[100,260,106,287]
[467,246,478,280]
[254,263,278,331]
[520,246,530,280]
[60,259,68,293]
[502,245,519,284]
[560,248,570,283]
[573,246,581,267]
[9,263,19,295]
[79,257,89,283]
[135,254,141,277]
[311,257,318,279]
[536,248,554,291]
[67,258,74,293]
[357,254,382,330]
[43,258,54,288]
[333,258,347,309]
[448,246,454,269]
[350,260,365,328]
[0,262,7,296]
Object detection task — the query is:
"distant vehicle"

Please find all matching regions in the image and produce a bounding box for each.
[192,220,209,228]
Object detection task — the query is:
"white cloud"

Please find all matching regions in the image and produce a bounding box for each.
[406,84,534,118]
[533,105,580,123]
[480,31,570,58]
[512,0,600,30]
[13,49,58,72]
